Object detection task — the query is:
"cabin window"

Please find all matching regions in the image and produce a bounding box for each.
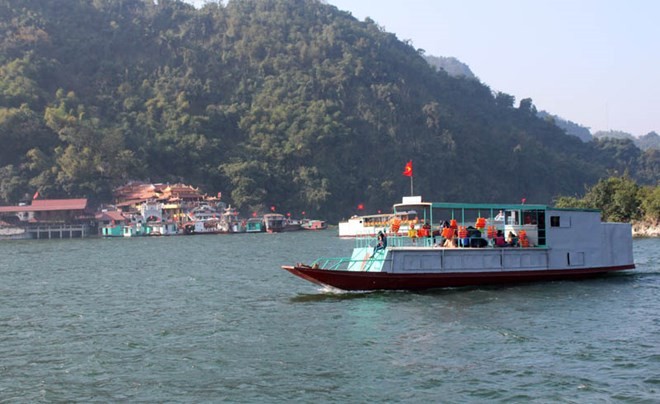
[506,210,519,225]
[550,216,560,227]
[551,215,571,228]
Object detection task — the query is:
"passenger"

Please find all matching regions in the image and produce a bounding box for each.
[423,222,431,236]
[494,230,506,247]
[371,231,387,257]
[507,231,518,247]
[494,210,505,221]
[408,225,417,245]
[432,229,441,244]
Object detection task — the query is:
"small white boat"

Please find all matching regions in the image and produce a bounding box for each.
[338,210,418,237]
[301,219,327,230]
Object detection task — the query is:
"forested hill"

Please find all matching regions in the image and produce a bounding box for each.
[1,0,658,220]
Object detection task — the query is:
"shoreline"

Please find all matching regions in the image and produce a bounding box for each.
[632,219,660,238]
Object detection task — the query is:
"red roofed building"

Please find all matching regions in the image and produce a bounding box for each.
[113,182,205,208]
[0,198,92,239]
[161,184,204,202]
[0,199,90,223]
[113,182,159,205]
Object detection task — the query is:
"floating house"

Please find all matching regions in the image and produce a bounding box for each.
[0,198,93,239]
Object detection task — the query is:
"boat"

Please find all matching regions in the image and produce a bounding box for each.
[147,221,178,236]
[263,213,285,233]
[246,217,265,233]
[283,217,302,232]
[263,214,302,233]
[221,205,246,233]
[182,219,224,235]
[282,196,635,291]
[301,219,327,230]
[0,224,30,240]
[338,210,419,237]
[181,204,226,234]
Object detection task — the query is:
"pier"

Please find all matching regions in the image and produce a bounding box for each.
[27,224,90,239]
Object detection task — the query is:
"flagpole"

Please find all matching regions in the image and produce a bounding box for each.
[403,160,414,196]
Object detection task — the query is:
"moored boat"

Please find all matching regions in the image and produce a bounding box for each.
[182,219,224,235]
[301,219,327,230]
[263,213,285,233]
[0,224,30,240]
[246,217,265,233]
[282,196,635,291]
[263,214,303,232]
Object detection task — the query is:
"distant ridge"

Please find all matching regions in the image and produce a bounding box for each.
[594,130,660,150]
[424,55,476,80]
[537,111,593,142]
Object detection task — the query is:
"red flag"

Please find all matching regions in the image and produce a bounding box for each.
[403,160,413,177]
[357,203,364,211]
[270,205,276,212]
[33,191,39,200]
[252,211,257,217]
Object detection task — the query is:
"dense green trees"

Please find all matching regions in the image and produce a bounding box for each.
[555,176,659,223]
[0,0,658,221]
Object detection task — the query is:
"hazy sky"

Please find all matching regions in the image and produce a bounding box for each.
[186,0,659,136]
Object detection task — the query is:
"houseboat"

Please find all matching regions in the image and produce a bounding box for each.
[282,196,635,291]
[0,199,92,239]
[264,213,303,233]
[246,217,265,233]
[301,219,327,230]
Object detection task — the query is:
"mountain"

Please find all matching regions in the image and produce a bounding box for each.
[537,111,593,142]
[0,0,657,221]
[594,130,659,151]
[637,132,660,150]
[424,55,476,80]
[593,130,635,141]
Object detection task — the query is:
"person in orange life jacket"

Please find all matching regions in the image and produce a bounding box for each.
[422,222,431,237]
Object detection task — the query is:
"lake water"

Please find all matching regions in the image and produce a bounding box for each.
[0,232,658,402]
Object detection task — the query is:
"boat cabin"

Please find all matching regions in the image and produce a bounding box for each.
[394,196,547,246]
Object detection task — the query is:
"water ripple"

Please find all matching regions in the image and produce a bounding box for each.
[0,235,657,401]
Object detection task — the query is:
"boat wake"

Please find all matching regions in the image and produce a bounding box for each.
[289,287,403,302]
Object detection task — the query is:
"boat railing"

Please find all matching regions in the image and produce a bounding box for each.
[311,257,351,270]
[354,234,435,249]
[311,255,388,272]
[355,233,545,249]
[314,233,546,271]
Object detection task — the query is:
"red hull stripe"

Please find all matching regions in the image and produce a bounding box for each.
[281,265,635,291]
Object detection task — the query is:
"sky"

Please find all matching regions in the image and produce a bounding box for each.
[186,0,659,136]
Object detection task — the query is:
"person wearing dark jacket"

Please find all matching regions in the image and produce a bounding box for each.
[371,231,387,257]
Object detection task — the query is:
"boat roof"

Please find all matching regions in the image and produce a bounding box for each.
[393,197,600,213]
[393,200,546,211]
[349,211,412,219]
